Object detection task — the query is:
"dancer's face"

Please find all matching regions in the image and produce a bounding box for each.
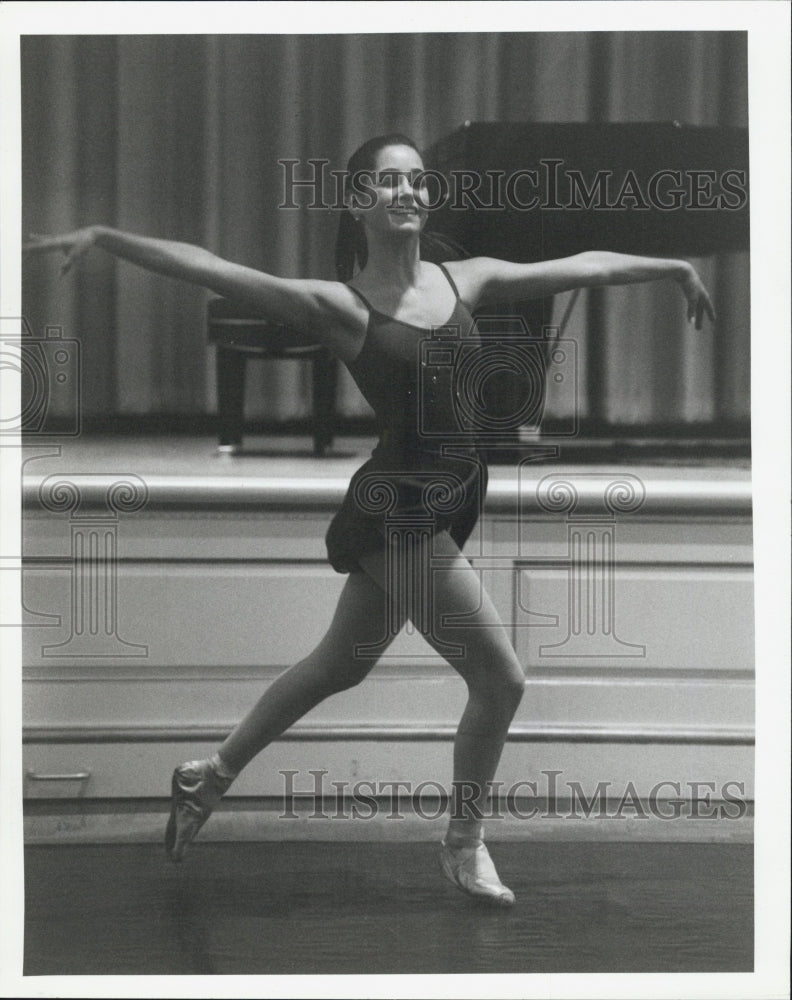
[351,143,429,237]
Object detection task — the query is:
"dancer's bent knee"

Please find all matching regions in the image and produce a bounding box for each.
[465,666,525,719]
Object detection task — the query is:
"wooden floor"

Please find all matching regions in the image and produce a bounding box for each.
[24,840,752,975]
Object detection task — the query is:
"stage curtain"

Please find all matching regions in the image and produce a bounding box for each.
[21,32,748,429]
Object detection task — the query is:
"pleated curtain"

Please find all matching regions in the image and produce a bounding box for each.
[21,32,749,427]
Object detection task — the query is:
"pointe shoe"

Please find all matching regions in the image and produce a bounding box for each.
[165,758,234,862]
[439,839,515,907]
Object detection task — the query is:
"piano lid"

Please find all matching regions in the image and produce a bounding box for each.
[424,122,749,260]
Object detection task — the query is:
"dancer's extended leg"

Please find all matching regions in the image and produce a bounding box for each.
[166,570,404,860]
[217,571,402,772]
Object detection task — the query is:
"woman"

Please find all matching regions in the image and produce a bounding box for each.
[25,133,714,907]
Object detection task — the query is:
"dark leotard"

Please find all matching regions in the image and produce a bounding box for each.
[325,263,487,574]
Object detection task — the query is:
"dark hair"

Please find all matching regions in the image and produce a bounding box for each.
[334,133,467,282]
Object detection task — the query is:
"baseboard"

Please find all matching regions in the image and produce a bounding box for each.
[24,798,753,845]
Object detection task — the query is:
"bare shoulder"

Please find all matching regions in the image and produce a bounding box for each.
[438,257,508,309]
[441,256,590,306]
[302,279,370,364]
[305,279,368,326]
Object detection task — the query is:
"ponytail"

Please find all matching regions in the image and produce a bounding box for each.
[334,206,368,283]
[419,230,469,264]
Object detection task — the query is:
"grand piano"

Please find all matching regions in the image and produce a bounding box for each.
[208,121,749,452]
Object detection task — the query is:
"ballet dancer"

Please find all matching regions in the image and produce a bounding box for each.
[25,133,714,907]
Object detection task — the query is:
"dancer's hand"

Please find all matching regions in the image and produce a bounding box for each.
[23,227,99,275]
[677,263,716,330]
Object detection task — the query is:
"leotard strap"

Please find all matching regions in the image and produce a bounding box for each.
[349,264,461,308]
[436,262,462,299]
[345,284,374,312]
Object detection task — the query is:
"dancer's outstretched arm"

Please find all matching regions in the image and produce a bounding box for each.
[23,226,364,356]
[448,251,716,330]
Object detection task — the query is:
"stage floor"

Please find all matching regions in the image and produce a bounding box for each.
[24,840,752,975]
[18,439,756,978]
[20,431,752,482]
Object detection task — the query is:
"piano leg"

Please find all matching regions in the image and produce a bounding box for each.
[311,350,337,456]
[216,346,247,452]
